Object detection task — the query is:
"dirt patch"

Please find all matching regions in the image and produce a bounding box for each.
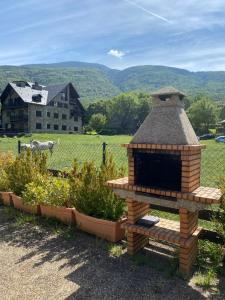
[0,205,224,300]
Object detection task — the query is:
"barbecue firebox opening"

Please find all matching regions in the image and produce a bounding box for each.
[134,151,182,191]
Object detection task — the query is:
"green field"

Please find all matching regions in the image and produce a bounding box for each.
[0,133,131,170]
[0,134,225,188]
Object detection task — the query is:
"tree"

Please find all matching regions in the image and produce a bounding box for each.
[88,113,107,133]
[136,93,152,128]
[219,105,225,121]
[85,92,152,134]
[187,96,218,134]
[85,100,108,124]
[106,92,151,134]
[183,96,194,110]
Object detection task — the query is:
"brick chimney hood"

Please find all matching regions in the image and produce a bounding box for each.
[131,86,199,145]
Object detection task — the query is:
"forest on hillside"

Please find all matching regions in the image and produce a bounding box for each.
[1,62,225,105]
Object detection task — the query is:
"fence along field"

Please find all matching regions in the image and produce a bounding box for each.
[0,133,224,188]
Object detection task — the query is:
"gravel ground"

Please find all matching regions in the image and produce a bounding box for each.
[0,205,224,300]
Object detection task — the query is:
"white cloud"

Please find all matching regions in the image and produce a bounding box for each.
[107,49,126,58]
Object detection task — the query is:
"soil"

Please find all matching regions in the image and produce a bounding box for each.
[0,205,224,300]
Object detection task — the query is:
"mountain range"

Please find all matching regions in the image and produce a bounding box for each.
[1,61,225,105]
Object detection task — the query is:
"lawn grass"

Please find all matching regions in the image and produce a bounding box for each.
[0,134,224,187]
[151,209,214,230]
[0,133,131,170]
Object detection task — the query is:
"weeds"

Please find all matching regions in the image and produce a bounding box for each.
[61,226,76,240]
[4,206,37,227]
[194,240,223,289]
[193,269,217,289]
[107,244,124,257]
[3,206,74,236]
[14,214,37,227]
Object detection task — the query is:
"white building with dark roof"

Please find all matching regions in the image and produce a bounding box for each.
[0,81,85,134]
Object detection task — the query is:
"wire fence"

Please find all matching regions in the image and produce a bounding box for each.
[0,138,224,188]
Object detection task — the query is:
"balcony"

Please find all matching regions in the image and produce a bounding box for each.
[10,116,28,122]
[3,99,28,109]
[3,103,28,109]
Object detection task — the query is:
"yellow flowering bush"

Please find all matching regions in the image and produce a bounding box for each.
[22,175,70,207]
[0,152,14,192]
[7,149,48,196]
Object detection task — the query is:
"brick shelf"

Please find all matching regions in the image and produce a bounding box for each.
[122,218,202,247]
[107,177,222,204]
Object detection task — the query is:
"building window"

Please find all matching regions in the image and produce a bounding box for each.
[62,114,67,120]
[61,92,66,101]
[54,113,59,119]
[47,112,50,117]
[36,111,42,117]
[74,115,78,122]
[47,124,51,129]
[62,125,67,131]
[64,104,68,108]
[36,123,42,129]
[54,124,59,130]
[74,126,78,132]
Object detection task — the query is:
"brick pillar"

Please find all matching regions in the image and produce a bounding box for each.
[126,198,149,224]
[127,232,149,255]
[179,208,198,277]
[126,198,149,255]
[181,149,201,192]
[179,208,198,239]
[179,237,198,277]
[127,149,134,185]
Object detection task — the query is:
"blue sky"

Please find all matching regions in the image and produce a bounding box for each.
[1,0,225,71]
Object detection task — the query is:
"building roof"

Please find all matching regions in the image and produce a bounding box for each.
[9,82,48,105]
[1,81,79,106]
[151,86,186,97]
[45,84,68,103]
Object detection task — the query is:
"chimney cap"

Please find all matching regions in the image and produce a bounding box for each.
[151,86,186,97]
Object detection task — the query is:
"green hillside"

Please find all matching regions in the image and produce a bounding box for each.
[1,62,225,104]
[0,65,120,106]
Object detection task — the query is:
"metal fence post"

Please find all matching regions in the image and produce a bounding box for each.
[18,140,21,154]
[102,142,107,165]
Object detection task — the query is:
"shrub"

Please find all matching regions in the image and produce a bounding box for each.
[23,175,70,207]
[197,240,223,272]
[43,177,70,207]
[0,153,14,192]
[88,113,107,133]
[22,173,49,206]
[7,150,48,196]
[69,154,125,221]
[213,174,225,250]
[213,203,225,247]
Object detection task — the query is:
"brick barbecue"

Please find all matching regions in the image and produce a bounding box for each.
[107,87,222,277]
